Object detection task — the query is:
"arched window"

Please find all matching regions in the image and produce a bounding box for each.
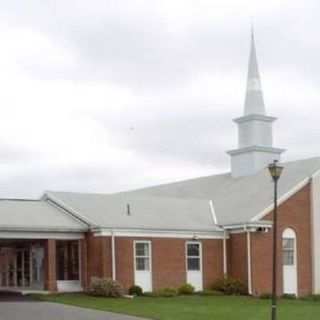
[282,228,296,266]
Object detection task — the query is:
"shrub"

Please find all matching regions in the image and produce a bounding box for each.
[259,293,272,299]
[211,276,247,296]
[143,291,162,297]
[161,287,178,297]
[129,285,143,296]
[90,277,123,298]
[196,289,223,296]
[302,294,320,302]
[281,293,296,300]
[178,283,195,295]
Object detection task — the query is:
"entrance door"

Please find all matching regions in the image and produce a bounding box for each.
[283,228,298,295]
[16,249,31,287]
[186,242,203,291]
[134,241,152,292]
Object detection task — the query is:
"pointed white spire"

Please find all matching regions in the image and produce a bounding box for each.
[227,29,285,177]
[244,28,265,115]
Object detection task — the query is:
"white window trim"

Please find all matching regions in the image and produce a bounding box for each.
[133,240,152,272]
[185,241,203,272]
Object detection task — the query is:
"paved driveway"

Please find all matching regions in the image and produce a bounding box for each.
[0,293,146,320]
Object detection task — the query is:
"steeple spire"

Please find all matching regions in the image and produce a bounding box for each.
[244,28,265,115]
[227,30,285,178]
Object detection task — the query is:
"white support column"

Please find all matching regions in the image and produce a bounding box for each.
[311,173,320,294]
[111,230,116,281]
[247,231,252,295]
[78,240,81,283]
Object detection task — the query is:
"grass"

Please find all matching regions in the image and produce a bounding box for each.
[32,293,320,320]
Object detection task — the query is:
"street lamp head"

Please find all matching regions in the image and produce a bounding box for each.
[268,160,283,181]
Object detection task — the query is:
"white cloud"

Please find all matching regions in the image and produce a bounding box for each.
[0,0,318,197]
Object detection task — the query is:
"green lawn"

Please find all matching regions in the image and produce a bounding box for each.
[33,294,320,320]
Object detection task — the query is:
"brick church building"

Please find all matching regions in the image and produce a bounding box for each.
[0,34,320,297]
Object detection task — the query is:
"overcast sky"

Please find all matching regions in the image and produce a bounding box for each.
[0,0,319,198]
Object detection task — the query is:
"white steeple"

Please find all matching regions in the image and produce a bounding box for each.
[227,30,285,178]
[244,29,265,116]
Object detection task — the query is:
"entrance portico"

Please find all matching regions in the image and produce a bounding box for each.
[0,199,88,293]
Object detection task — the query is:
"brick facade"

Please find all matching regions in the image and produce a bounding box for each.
[251,183,312,296]
[84,236,224,292]
[227,233,248,286]
[38,184,313,295]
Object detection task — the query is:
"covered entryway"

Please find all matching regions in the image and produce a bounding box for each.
[282,228,298,295]
[0,198,88,293]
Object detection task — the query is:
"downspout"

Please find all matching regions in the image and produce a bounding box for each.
[111,229,116,281]
[223,229,228,276]
[246,226,252,295]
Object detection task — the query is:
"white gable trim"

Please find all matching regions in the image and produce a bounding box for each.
[44,192,97,228]
[250,177,311,222]
[209,200,218,224]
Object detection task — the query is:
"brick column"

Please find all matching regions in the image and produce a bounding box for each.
[44,239,57,292]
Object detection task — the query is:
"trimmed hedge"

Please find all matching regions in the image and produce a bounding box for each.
[211,276,247,296]
[178,283,195,295]
[129,285,143,296]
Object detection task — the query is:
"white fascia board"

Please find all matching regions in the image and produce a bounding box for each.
[224,221,273,229]
[44,192,97,228]
[309,169,320,293]
[209,200,218,225]
[93,228,226,239]
[251,177,311,222]
[0,226,87,232]
[0,230,84,239]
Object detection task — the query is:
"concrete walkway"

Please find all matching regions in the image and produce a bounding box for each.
[0,293,146,320]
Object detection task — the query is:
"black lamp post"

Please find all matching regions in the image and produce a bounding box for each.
[268,160,283,320]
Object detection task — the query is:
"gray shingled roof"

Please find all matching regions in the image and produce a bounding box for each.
[46,157,320,230]
[0,200,87,231]
[46,192,221,232]
[118,157,320,225]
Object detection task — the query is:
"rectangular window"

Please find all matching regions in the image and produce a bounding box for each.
[135,242,150,271]
[283,238,294,266]
[187,243,201,271]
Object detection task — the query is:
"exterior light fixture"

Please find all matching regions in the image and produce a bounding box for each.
[268,159,283,320]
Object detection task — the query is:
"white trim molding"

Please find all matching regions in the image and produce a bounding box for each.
[0,231,84,240]
[93,228,225,239]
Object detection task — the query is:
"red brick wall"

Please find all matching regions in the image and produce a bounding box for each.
[251,183,312,296]
[44,239,57,292]
[85,233,112,288]
[85,236,224,292]
[227,233,248,286]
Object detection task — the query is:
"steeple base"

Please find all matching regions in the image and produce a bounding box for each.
[227,146,285,178]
